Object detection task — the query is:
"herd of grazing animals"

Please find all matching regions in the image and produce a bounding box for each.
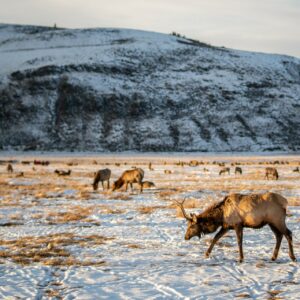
[3,159,299,262]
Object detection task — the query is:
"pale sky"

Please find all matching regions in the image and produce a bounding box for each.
[1,0,300,57]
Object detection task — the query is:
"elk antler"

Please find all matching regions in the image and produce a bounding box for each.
[174,198,192,221]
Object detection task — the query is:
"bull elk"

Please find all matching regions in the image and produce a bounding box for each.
[265,167,279,180]
[176,193,296,263]
[93,168,111,191]
[112,168,144,193]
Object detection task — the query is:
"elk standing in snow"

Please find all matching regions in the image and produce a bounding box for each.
[54,169,71,176]
[142,181,155,189]
[219,167,230,175]
[93,168,111,191]
[265,167,279,180]
[7,163,13,173]
[176,193,296,262]
[235,167,242,175]
[112,168,144,193]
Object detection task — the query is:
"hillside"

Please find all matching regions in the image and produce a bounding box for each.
[0,24,299,152]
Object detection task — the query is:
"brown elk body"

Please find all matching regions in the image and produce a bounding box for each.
[112,168,144,192]
[177,193,296,263]
[189,160,199,167]
[293,167,299,173]
[265,167,279,180]
[54,169,71,176]
[142,181,155,189]
[93,168,111,191]
[235,167,242,175]
[219,167,230,175]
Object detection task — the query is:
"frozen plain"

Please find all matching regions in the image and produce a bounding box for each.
[0,153,300,299]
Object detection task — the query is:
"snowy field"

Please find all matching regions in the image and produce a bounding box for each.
[0,153,300,299]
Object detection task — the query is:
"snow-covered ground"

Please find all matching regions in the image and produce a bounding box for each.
[0,153,300,299]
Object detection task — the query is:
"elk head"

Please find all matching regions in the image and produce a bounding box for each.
[112,178,123,191]
[92,182,98,191]
[175,199,203,240]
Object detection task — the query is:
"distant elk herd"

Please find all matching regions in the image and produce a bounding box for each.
[4,161,296,194]
[3,158,299,262]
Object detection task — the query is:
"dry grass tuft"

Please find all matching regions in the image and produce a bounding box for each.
[288,197,300,206]
[101,207,125,214]
[235,293,251,298]
[108,193,132,201]
[138,205,168,214]
[46,206,93,224]
[157,189,178,199]
[126,244,143,249]
[138,206,155,214]
[0,233,113,266]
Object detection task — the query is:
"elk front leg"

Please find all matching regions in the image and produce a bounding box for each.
[101,181,104,190]
[107,180,110,189]
[235,225,244,263]
[205,227,228,258]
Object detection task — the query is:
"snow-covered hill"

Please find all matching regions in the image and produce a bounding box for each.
[0,24,299,152]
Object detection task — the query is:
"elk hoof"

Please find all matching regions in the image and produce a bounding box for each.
[238,258,244,263]
[205,252,210,258]
[291,256,297,262]
[271,256,277,261]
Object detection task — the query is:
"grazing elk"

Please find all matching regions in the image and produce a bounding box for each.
[93,168,111,191]
[265,167,279,180]
[34,160,50,166]
[148,162,154,171]
[112,168,144,193]
[176,193,296,263]
[142,181,155,189]
[219,167,230,175]
[189,160,199,167]
[54,169,71,176]
[235,167,242,175]
[293,167,299,173]
[7,163,13,173]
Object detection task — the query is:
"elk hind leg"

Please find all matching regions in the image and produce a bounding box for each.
[269,224,283,261]
[284,228,296,261]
